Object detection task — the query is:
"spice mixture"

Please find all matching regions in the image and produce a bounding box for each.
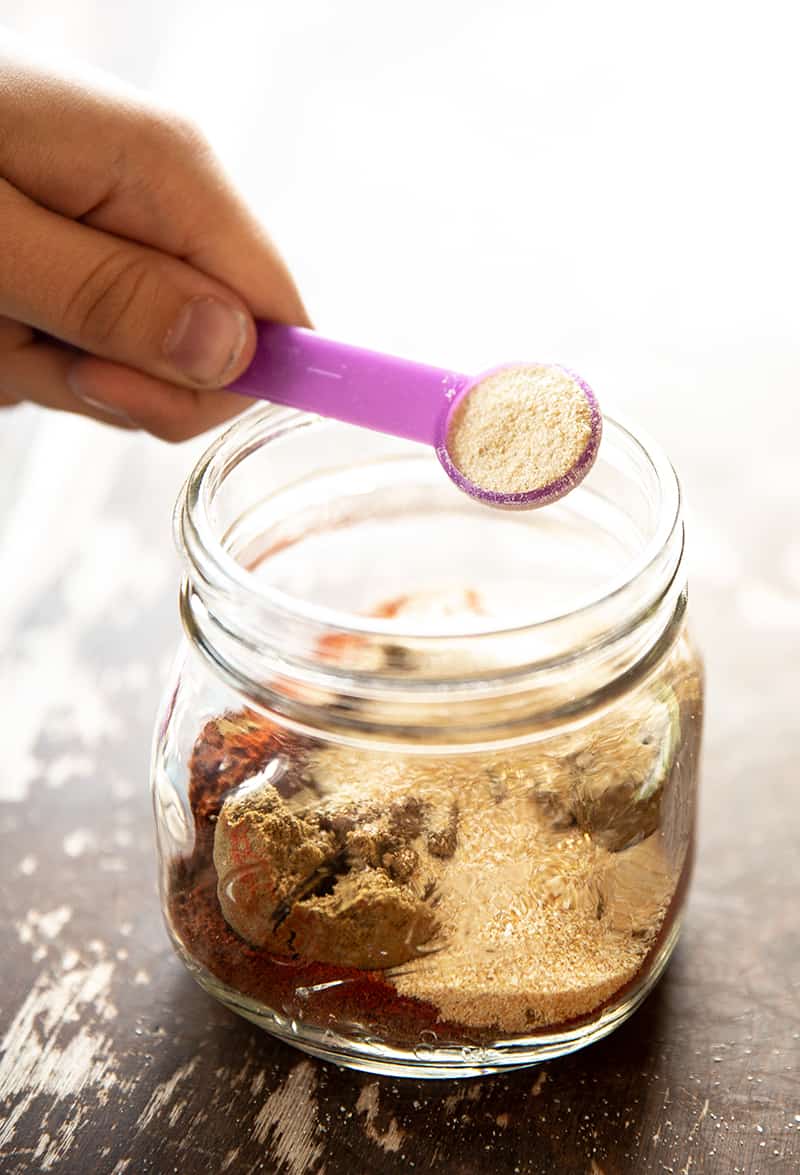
[446,364,594,495]
[168,630,700,1043]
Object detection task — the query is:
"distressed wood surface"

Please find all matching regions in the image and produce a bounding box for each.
[1,396,799,1175]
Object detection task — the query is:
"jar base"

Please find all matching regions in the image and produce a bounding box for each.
[169,916,682,1079]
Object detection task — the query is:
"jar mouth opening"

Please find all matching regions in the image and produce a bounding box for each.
[178,405,681,645]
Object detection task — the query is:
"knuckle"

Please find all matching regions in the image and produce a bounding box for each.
[145,109,209,162]
[65,250,155,350]
[171,115,210,159]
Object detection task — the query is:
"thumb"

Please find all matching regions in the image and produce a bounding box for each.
[0,180,256,387]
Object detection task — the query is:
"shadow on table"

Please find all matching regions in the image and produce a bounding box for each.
[158,954,679,1175]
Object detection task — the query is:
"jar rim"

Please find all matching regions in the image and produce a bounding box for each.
[178,405,682,644]
[176,406,686,744]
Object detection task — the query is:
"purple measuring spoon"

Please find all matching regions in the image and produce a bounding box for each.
[228,323,602,509]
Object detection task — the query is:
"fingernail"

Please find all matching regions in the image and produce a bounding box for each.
[75,392,132,419]
[164,297,249,385]
[67,369,137,426]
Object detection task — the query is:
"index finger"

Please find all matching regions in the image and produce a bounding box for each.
[0,38,310,326]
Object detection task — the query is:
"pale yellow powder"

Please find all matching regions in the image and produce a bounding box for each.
[447,365,593,494]
[300,682,685,1032]
[285,590,698,1033]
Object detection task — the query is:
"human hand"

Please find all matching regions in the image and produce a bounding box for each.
[0,43,310,440]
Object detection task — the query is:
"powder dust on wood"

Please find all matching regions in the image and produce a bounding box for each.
[446,364,594,494]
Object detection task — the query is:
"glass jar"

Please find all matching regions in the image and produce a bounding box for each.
[151,404,703,1078]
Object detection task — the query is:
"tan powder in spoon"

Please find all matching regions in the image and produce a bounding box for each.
[446,364,594,495]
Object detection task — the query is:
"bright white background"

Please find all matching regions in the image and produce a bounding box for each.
[1,0,799,682]
[2,2,800,410]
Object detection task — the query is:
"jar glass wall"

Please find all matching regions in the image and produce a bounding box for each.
[151,407,703,1078]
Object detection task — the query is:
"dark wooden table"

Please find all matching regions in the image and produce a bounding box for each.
[1,405,798,1175]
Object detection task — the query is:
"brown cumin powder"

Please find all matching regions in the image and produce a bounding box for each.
[299,730,675,1032]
